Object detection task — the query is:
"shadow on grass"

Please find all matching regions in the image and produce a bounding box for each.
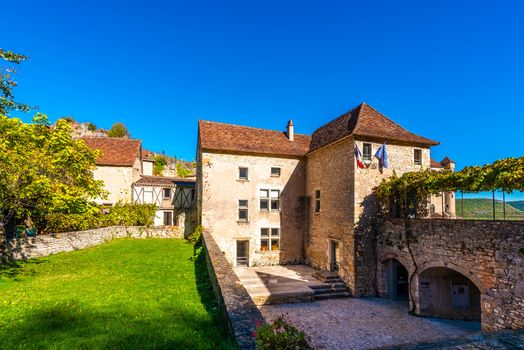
[0,302,223,350]
[0,258,49,280]
[193,243,238,349]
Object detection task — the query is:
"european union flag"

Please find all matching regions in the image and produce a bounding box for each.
[374,143,388,169]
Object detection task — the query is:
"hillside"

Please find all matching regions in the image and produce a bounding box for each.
[508,200,524,212]
[455,198,524,220]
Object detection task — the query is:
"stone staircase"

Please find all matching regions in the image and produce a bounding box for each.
[311,271,351,300]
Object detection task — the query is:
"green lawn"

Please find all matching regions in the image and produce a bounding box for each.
[0,239,237,350]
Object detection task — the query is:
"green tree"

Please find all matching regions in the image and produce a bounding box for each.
[0,114,107,235]
[107,122,130,138]
[0,48,33,115]
[153,155,167,175]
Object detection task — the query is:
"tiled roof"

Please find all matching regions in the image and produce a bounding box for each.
[431,156,455,169]
[198,120,311,157]
[132,175,196,187]
[309,103,439,152]
[81,137,141,166]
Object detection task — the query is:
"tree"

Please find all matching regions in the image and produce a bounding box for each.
[0,48,33,115]
[153,155,167,175]
[0,114,107,235]
[107,122,130,138]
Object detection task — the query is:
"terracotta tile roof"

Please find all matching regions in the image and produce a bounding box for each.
[198,120,311,157]
[81,137,141,166]
[431,156,455,169]
[132,175,196,187]
[310,103,439,152]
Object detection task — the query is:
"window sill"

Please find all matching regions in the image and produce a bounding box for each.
[257,250,279,253]
[237,179,249,182]
[314,211,321,215]
[237,221,249,224]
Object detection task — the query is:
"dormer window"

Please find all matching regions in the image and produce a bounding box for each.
[362,143,372,162]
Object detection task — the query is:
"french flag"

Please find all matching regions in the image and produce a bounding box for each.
[354,145,364,169]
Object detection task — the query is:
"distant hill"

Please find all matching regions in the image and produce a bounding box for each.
[508,201,524,212]
[455,198,524,220]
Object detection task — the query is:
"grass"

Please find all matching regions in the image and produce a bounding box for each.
[455,198,524,220]
[0,239,237,350]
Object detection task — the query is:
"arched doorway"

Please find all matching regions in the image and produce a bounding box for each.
[382,259,409,300]
[418,267,481,321]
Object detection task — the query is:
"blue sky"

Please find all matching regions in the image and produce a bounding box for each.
[3,1,523,178]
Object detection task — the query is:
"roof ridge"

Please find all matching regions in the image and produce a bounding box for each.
[311,103,364,135]
[198,119,310,137]
[359,104,436,143]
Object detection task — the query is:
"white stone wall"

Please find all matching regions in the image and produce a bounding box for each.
[200,151,305,266]
[142,160,154,176]
[93,166,135,205]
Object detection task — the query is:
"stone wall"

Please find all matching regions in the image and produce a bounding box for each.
[199,151,306,267]
[305,136,357,293]
[202,230,263,349]
[376,218,524,331]
[0,226,184,262]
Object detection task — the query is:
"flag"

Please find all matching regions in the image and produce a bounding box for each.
[375,143,388,169]
[354,145,364,169]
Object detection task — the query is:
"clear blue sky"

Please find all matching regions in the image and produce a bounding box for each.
[4,1,524,171]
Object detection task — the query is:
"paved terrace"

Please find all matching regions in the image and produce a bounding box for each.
[234,265,482,349]
[233,265,322,305]
[260,298,481,350]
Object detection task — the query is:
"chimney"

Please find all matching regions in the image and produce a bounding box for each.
[286,120,294,141]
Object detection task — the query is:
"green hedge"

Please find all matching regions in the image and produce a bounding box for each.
[45,204,157,233]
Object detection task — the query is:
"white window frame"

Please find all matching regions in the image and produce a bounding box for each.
[238,200,249,222]
[260,227,280,251]
[260,189,280,212]
[163,188,171,199]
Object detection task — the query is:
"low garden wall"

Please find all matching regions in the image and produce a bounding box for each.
[202,230,264,350]
[0,226,184,262]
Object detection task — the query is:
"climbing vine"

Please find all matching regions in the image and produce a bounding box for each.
[374,156,524,218]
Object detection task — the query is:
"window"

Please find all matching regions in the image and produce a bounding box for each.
[270,167,281,177]
[315,190,321,213]
[163,211,172,226]
[260,189,280,211]
[163,188,171,199]
[414,149,422,165]
[260,228,280,251]
[239,167,248,180]
[238,200,249,222]
[363,143,372,161]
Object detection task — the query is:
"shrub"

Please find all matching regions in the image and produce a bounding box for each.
[45,204,156,233]
[187,225,203,246]
[176,162,193,178]
[153,155,167,175]
[255,315,313,350]
[107,122,130,138]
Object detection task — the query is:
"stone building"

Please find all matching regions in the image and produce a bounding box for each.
[82,137,144,205]
[131,175,196,232]
[198,103,442,270]
[197,102,523,331]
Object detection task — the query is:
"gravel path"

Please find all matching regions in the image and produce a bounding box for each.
[259,298,480,350]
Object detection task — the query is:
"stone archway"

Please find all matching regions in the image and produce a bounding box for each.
[377,254,413,300]
[415,266,482,322]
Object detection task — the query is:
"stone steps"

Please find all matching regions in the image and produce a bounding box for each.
[311,271,351,300]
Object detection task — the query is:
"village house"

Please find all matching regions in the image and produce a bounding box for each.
[81,136,144,206]
[131,175,196,232]
[196,102,455,288]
